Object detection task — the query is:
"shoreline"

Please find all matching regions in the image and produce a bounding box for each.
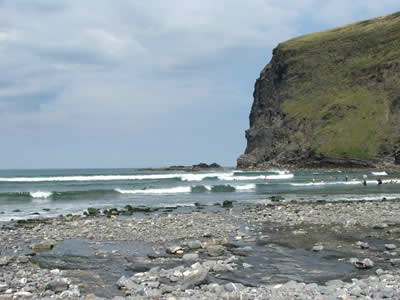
[2,199,400,299]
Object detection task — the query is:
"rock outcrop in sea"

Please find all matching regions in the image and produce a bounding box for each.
[238,12,400,169]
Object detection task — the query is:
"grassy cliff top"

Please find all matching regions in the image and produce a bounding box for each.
[277,12,400,161]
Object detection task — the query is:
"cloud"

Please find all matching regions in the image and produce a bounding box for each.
[0,0,398,168]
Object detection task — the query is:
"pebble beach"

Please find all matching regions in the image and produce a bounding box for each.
[2,198,400,299]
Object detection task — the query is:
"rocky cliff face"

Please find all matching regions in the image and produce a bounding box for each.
[238,12,400,169]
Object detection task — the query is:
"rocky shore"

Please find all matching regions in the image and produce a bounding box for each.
[2,199,400,299]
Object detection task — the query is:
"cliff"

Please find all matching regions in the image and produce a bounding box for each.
[238,12,400,169]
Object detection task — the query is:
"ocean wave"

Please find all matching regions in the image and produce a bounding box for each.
[0,171,294,183]
[0,172,232,183]
[291,181,363,186]
[371,171,388,176]
[0,189,120,201]
[30,191,52,198]
[115,184,253,195]
[234,184,256,191]
[115,187,192,194]
[219,174,294,181]
[0,191,52,200]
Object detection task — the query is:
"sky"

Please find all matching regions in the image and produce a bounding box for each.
[0,1,399,169]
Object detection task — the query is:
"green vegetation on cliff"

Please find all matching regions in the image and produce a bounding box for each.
[282,13,400,160]
[239,12,400,168]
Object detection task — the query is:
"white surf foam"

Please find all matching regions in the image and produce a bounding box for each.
[267,174,294,180]
[291,180,363,186]
[204,185,212,191]
[0,171,295,183]
[0,172,236,183]
[218,173,294,181]
[115,186,191,195]
[234,184,256,191]
[30,191,52,198]
[372,171,388,176]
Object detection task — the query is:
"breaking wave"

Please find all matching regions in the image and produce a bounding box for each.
[0,171,294,183]
[371,171,388,176]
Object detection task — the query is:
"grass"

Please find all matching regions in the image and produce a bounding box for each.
[277,12,400,160]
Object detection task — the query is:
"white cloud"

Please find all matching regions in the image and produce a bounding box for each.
[0,0,398,167]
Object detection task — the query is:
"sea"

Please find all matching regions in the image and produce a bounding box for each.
[0,168,399,222]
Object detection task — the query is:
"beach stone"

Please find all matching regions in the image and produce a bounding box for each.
[0,284,8,292]
[84,294,107,300]
[59,289,80,298]
[390,258,400,266]
[356,241,369,249]
[182,253,199,261]
[376,268,385,276]
[13,291,32,298]
[180,267,208,290]
[29,240,56,251]
[45,280,69,293]
[187,240,202,249]
[311,245,324,252]
[212,263,233,272]
[116,276,137,290]
[166,245,182,254]
[17,256,29,264]
[373,223,388,229]
[224,282,245,292]
[206,245,225,257]
[0,256,12,266]
[353,258,374,269]
[385,244,397,250]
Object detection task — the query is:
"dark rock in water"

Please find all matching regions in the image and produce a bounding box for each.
[222,200,234,207]
[124,206,153,213]
[209,162,221,168]
[45,280,69,293]
[237,12,400,169]
[42,208,51,211]
[109,208,119,216]
[121,210,133,216]
[12,209,21,213]
[30,212,41,215]
[270,195,284,202]
[192,162,221,169]
[86,207,100,216]
[124,205,134,211]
